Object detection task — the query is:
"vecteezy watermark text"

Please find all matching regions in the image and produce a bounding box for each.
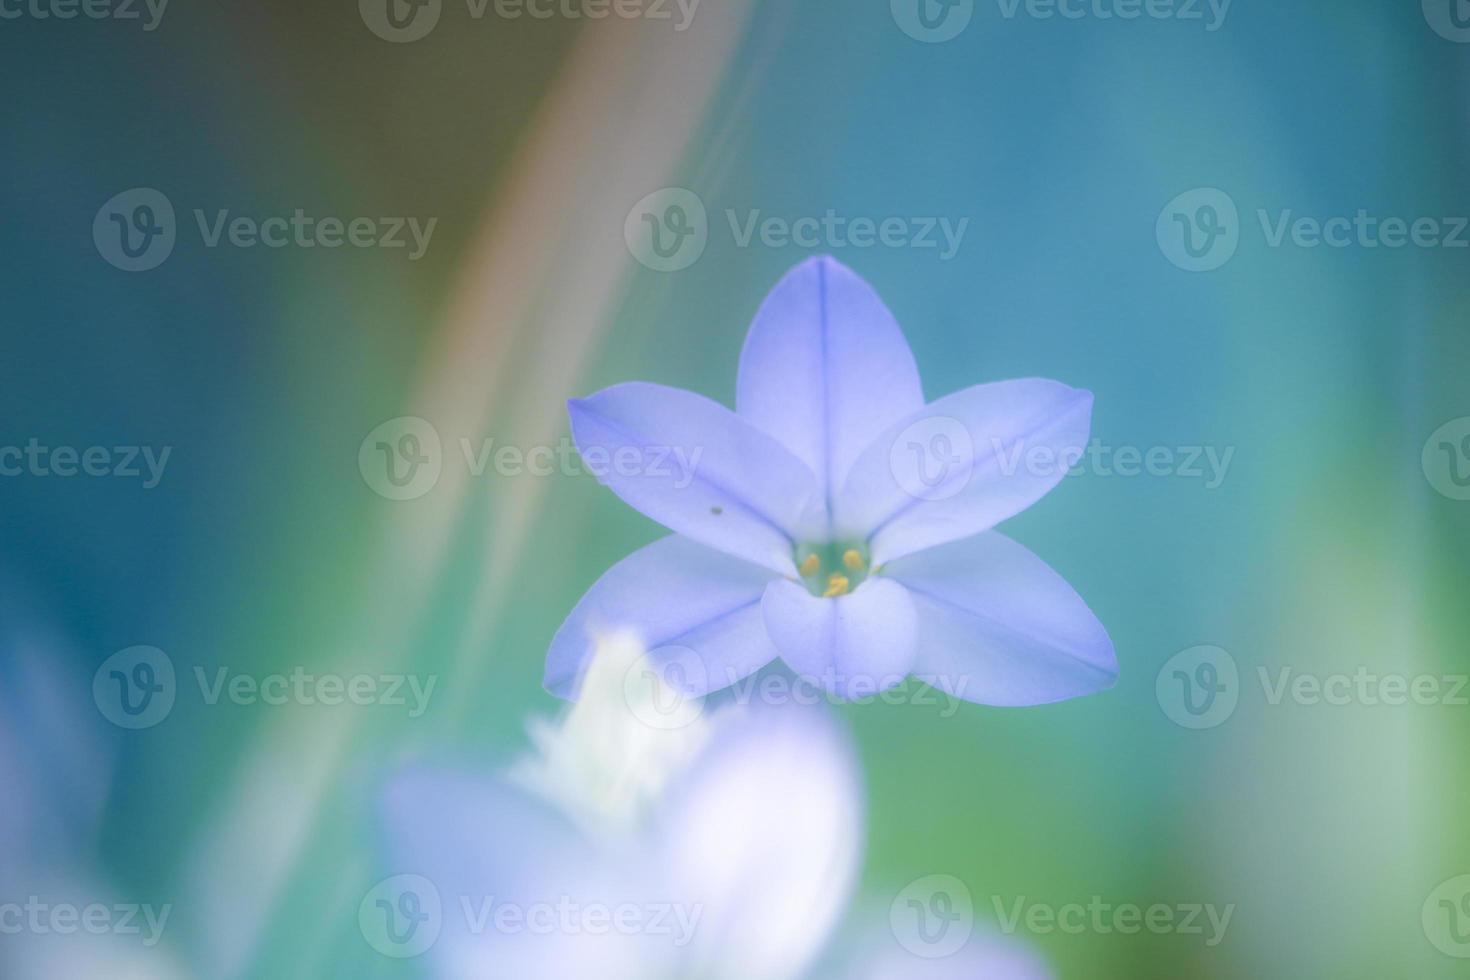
[993,437,1235,488]
[993,0,1229,29]
[358,875,703,958]
[888,418,1237,503]
[992,895,1234,946]
[358,416,703,501]
[1157,187,1470,272]
[724,670,968,717]
[359,0,700,43]
[624,188,968,272]
[194,666,437,717]
[0,898,171,948]
[456,896,701,945]
[621,654,974,732]
[725,210,968,261]
[891,0,1229,44]
[0,0,167,29]
[92,646,438,729]
[0,440,171,488]
[1157,645,1469,729]
[93,188,437,272]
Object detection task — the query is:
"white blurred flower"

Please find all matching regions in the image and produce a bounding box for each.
[508,633,714,838]
[380,633,865,980]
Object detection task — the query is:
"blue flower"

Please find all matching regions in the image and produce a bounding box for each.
[548,256,1117,706]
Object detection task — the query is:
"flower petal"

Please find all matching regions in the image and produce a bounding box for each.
[760,577,918,698]
[569,382,816,574]
[836,378,1093,564]
[881,531,1117,706]
[655,700,864,980]
[546,535,780,700]
[737,256,924,523]
[380,769,660,980]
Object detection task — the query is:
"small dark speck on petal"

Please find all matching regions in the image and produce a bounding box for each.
[710,506,723,515]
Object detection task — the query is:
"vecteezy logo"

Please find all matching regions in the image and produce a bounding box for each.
[92,646,176,729]
[358,417,443,500]
[889,415,974,502]
[1422,417,1470,501]
[1156,188,1239,272]
[890,874,974,958]
[359,874,442,958]
[624,188,708,272]
[93,188,176,272]
[1424,0,1470,42]
[622,646,707,731]
[360,0,442,42]
[1423,875,1470,957]
[891,0,973,42]
[1156,645,1239,729]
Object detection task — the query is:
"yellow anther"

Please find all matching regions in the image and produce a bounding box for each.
[823,573,850,598]
[842,549,864,572]
[799,554,821,577]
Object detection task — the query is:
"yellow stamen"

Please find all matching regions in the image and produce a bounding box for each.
[842,549,864,572]
[823,573,850,598]
[799,554,821,577]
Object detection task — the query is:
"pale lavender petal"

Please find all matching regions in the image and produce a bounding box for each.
[760,578,918,698]
[380,769,663,980]
[882,532,1117,706]
[737,256,924,522]
[653,700,864,980]
[545,535,780,700]
[569,382,817,574]
[835,379,1093,565]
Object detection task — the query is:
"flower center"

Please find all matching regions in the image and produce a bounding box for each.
[795,542,872,598]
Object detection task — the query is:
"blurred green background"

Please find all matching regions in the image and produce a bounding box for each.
[2,0,1469,976]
